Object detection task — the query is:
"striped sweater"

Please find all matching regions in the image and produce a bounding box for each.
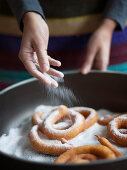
[0,0,127,90]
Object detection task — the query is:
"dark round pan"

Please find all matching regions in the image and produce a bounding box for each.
[0,70,127,170]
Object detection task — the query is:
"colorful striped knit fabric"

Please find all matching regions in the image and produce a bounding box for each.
[0,0,127,91]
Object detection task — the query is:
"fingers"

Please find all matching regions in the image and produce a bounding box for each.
[33,53,64,79]
[21,57,52,86]
[33,52,63,79]
[81,47,109,74]
[81,47,96,74]
[33,43,61,75]
[47,68,64,78]
[23,59,60,88]
[36,49,50,73]
[36,63,64,88]
[19,51,63,88]
[93,49,109,70]
[48,56,61,67]
[44,73,59,88]
[33,41,50,73]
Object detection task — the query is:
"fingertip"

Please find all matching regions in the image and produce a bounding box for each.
[53,60,61,67]
[32,71,52,86]
[48,56,61,67]
[42,77,51,86]
[59,72,64,78]
[81,68,89,75]
[102,66,107,71]
[51,81,58,88]
[57,61,61,67]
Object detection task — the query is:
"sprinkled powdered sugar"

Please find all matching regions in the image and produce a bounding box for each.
[34,105,55,124]
[70,107,97,122]
[0,106,127,163]
[53,120,72,129]
[40,77,80,107]
[109,114,127,138]
[43,109,84,134]
[30,125,71,148]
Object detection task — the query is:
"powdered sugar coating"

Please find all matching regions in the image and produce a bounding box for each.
[0,106,127,163]
[30,125,71,148]
[71,106,97,122]
[108,114,127,138]
[34,105,56,125]
[53,120,72,129]
[43,109,84,134]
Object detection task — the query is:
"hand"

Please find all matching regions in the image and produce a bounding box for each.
[19,12,64,88]
[81,18,117,74]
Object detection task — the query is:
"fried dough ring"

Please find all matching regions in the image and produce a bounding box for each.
[32,106,97,133]
[98,113,124,126]
[29,105,86,154]
[68,154,98,163]
[55,145,116,163]
[107,114,127,146]
[29,106,74,155]
[53,121,72,130]
[29,125,73,155]
[32,106,57,125]
[95,135,123,157]
[32,106,71,130]
[71,107,98,129]
[42,105,86,140]
[32,111,43,125]
[30,105,99,155]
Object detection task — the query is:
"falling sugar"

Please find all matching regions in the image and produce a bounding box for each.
[39,76,81,107]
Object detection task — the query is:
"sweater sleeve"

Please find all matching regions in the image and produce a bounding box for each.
[102,0,127,30]
[6,0,45,31]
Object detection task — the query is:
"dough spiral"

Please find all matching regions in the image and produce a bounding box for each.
[29,105,98,155]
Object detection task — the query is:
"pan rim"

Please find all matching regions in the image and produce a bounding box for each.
[0,69,127,95]
[0,149,127,167]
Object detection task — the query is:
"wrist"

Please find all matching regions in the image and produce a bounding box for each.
[98,18,117,34]
[23,12,44,25]
[22,11,49,34]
